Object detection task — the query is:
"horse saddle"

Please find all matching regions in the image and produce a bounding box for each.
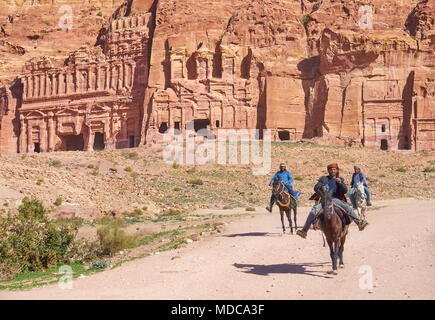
[277,191,297,208]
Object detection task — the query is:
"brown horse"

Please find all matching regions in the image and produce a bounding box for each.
[318,185,348,275]
[272,178,298,234]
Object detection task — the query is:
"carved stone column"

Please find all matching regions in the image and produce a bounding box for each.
[47,112,54,152]
[19,115,27,153]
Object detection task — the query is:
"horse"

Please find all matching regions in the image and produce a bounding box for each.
[353,182,367,221]
[271,178,298,234]
[318,185,349,275]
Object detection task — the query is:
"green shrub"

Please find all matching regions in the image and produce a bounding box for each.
[423,167,435,173]
[162,208,182,216]
[172,162,180,169]
[87,164,95,169]
[0,197,77,278]
[300,14,311,28]
[396,167,407,173]
[379,174,386,178]
[174,187,181,192]
[189,178,203,185]
[123,208,143,218]
[97,221,139,256]
[123,152,139,160]
[90,260,109,270]
[294,176,303,181]
[91,169,99,176]
[48,160,62,167]
[124,166,133,173]
[245,207,256,212]
[96,11,103,17]
[36,179,44,186]
[54,197,63,206]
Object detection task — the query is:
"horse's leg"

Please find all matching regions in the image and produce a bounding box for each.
[326,239,337,275]
[332,241,339,272]
[286,208,293,234]
[339,234,346,268]
[280,209,285,233]
[293,205,298,231]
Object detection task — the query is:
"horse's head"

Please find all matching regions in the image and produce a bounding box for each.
[272,178,283,196]
[356,182,366,200]
[319,184,334,220]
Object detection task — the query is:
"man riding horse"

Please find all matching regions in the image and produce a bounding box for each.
[350,165,372,208]
[266,163,301,213]
[296,163,368,239]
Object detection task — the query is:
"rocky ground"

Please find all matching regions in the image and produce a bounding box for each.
[0,143,434,219]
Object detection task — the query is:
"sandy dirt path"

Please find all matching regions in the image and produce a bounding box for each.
[1,199,434,300]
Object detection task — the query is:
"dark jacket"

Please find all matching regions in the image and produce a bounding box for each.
[310,175,348,202]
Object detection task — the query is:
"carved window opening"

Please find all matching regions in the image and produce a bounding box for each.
[34,143,41,153]
[159,122,168,133]
[278,131,290,141]
[380,139,388,150]
[215,120,220,128]
[381,124,386,132]
[93,132,105,150]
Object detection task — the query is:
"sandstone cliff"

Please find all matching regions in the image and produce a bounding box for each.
[0,0,433,154]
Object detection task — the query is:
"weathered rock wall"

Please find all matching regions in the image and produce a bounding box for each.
[0,0,434,153]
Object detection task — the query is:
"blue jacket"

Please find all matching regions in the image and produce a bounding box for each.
[270,170,293,186]
[351,172,368,187]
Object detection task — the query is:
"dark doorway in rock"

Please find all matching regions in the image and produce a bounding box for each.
[215,120,220,128]
[278,131,290,141]
[194,119,210,132]
[129,136,135,148]
[159,122,168,134]
[93,132,105,150]
[34,143,40,153]
[64,134,84,151]
[380,139,388,151]
[174,122,180,133]
[381,124,386,132]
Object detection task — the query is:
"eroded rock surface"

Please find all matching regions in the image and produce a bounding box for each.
[0,0,433,153]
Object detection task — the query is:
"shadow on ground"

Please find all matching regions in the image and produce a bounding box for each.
[233,262,333,279]
[224,232,284,237]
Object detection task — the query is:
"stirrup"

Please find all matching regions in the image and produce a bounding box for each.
[358,221,368,231]
[296,230,307,239]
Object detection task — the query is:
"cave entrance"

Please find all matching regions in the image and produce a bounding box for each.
[64,134,84,151]
[93,132,105,150]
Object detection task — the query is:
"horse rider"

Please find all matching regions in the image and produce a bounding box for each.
[266,162,301,212]
[296,163,368,239]
[349,165,372,208]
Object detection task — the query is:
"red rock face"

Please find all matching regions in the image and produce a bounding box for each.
[0,0,434,153]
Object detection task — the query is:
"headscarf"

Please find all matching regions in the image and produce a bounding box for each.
[327,163,339,171]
